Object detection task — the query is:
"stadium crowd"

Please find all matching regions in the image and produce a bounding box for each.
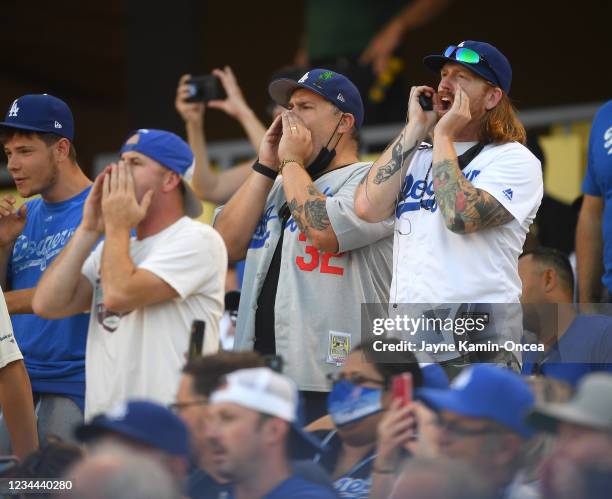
[0,27,611,499]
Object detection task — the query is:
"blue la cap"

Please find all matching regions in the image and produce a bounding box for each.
[268,68,364,129]
[119,129,202,217]
[418,364,535,438]
[423,40,512,94]
[75,400,191,459]
[0,94,74,141]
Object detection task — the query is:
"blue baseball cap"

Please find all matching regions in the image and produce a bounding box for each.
[419,363,450,390]
[423,40,512,94]
[75,400,191,459]
[0,94,74,141]
[119,128,202,217]
[268,68,364,129]
[418,364,535,438]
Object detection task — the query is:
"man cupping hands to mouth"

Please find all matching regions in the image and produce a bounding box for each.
[355,41,543,366]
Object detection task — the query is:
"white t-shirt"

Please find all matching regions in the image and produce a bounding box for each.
[82,217,227,419]
[391,141,543,304]
[0,288,22,369]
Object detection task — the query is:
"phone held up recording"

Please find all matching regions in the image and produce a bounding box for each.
[185,75,226,103]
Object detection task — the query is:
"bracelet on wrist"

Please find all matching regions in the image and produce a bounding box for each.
[252,160,277,180]
[278,158,304,175]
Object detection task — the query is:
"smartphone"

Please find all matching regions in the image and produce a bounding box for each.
[185,75,226,103]
[392,372,413,407]
[263,354,284,373]
[418,93,433,111]
[188,320,205,360]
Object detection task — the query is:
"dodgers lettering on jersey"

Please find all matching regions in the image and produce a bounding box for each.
[12,228,76,274]
[334,476,372,499]
[395,168,481,218]
[234,162,393,392]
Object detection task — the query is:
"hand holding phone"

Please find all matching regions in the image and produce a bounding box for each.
[392,372,413,407]
[185,75,226,103]
[418,93,434,111]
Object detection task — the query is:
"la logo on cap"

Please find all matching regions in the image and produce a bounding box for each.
[54,121,62,129]
[8,99,19,117]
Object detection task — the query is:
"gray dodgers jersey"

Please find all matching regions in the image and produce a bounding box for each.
[233,162,393,391]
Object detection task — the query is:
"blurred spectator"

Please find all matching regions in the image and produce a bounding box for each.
[354,41,542,368]
[306,340,424,499]
[0,288,37,459]
[176,352,334,498]
[388,457,491,499]
[297,0,453,125]
[75,400,191,484]
[417,364,538,499]
[0,94,91,447]
[64,444,181,499]
[525,133,578,255]
[175,67,267,204]
[207,367,337,498]
[214,69,393,422]
[527,372,612,499]
[519,247,612,385]
[576,100,612,302]
[33,129,227,419]
[175,351,265,498]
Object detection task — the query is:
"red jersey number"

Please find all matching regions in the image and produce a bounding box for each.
[296,233,345,275]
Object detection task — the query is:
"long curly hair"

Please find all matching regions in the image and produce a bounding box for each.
[480,92,526,145]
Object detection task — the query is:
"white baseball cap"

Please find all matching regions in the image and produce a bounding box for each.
[210,367,325,456]
[210,367,298,422]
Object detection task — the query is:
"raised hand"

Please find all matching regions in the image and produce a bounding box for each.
[207,66,251,120]
[434,84,472,139]
[0,196,26,247]
[101,163,153,231]
[407,85,439,138]
[258,115,283,169]
[175,74,205,125]
[277,111,313,165]
[81,167,109,234]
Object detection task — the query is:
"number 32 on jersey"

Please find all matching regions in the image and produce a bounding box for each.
[295,233,346,275]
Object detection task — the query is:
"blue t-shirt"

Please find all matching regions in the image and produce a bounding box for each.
[312,430,374,499]
[227,475,338,499]
[8,187,92,411]
[522,314,612,386]
[581,100,612,291]
[186,467,231,499]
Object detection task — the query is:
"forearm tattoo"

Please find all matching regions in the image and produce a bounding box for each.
[373,134,417,185]
[432,159,514,234]
[288,183,331,236]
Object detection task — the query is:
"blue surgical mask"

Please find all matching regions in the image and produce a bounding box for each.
[327,380,383,427]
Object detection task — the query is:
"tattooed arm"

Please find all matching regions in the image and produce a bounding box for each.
[282,162,339,252]
[354,85,437,222]
[432,136,514,234]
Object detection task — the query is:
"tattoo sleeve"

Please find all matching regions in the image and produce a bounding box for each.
[432,158,514,234]
[288,183,331,236]
[372,133,418,185]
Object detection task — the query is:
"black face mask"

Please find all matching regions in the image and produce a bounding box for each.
[305,116,344,178]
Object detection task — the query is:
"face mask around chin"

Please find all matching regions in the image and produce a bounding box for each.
[306,147,336,177]
[327,380,383,427]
